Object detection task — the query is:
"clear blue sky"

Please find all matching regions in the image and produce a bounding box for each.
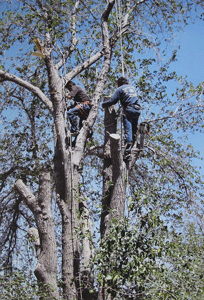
[175,18,204,86]
[172,17,204,175]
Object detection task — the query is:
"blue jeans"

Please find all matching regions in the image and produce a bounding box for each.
[123,105,140,144]
[67,103,91,132]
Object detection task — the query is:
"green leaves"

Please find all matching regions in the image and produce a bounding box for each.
[0,271,55,300]
[94,217,204,299]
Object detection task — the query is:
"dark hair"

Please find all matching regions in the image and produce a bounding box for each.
[65,81,76,89]
[117,77,129,86]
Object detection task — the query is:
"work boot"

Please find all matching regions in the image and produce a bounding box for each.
[71,131,79,137]
[133,133,138,145]
[87,129,93,141]
[124,143,132,161]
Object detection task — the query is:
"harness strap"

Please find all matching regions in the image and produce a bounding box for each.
[127,103,141,109]
[76,101,91,118]
[124,111,140,119]
[123,103,141,119]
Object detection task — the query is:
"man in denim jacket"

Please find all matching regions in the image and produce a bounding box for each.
[102,77,141,156]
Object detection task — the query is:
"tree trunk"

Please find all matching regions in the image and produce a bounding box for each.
[14,173,59,300]
[80,198,94,300]
[109,133,126,219]
[99,107,126,300]
[54,143,79,299]
[100,106,117,239]
[101,107,126,237]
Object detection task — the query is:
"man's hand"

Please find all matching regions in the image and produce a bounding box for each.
[102,101,107,108]
[102,96,110,108]
[67,99,75,108]
[103,96,110,101]
[65,93,72,99]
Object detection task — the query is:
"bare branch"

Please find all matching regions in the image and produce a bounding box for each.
[86,145,104,158]
[0,70,53,113]
[14,179,38,213]
[64,50,104,83]
[149,103,203,124]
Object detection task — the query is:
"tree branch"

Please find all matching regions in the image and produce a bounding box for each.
[55,0,80,70]
[14,179,38,213]
[64,50,104,83]
[72,0,115,166]
[85,144,104,158]
[0,70,53,113]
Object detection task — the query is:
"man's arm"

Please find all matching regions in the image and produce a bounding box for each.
[102,88,120,108]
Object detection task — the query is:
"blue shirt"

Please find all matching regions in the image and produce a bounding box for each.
[102,84,139,108]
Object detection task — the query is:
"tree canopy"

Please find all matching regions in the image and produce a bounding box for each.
[0,0,204,299]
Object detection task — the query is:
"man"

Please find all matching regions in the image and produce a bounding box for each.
[66,81,92,134]
[102,77,141,157]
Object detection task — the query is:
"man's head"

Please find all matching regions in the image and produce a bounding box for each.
[117,77,129,87]
[65,81,76,91]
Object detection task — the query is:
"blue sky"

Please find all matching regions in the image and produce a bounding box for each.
[174,18,204,86]
[172,16,204,175]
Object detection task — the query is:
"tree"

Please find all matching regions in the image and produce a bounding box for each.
[0,0,204,299]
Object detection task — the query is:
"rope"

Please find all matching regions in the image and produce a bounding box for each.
[116,0,125,77]
[61,49,74,207]
[126,162,130,218]
[120,106,123,150]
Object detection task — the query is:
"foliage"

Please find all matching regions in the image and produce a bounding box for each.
[0,0,204,299]
[94,217,204,299]
[0,270,56,300]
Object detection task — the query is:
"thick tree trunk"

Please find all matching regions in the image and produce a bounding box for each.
[14,173,59,300]
[100,106,117,239]
[72,166,81,298]
[80,198,94,300]
[54,143,79,299]
[101,107,126,238]
[109,133,126,218]
[99,107,126,300]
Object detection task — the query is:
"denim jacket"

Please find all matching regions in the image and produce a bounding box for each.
[102,84,140,109]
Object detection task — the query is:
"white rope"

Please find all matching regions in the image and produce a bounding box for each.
[116,0,125,77]
[60,48,74,199]
[120,107,123,151]
[116,0,125,150]
[126,164,130,218]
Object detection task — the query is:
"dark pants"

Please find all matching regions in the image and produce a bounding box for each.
[123,105,140,144]
[67,102,91,133]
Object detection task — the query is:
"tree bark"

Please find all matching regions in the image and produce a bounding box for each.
[101,122,126,237]
[80,199,94,300]
[14,173,59,300]
[109,133,126,219]
[100,106,117,239]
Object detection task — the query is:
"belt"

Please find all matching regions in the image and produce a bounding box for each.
[76,101,91,118]
[126,103,141,110]
[78,100,92,105]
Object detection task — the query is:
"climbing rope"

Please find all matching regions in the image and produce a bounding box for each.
[116,0,125,77]
[115,0,125,151]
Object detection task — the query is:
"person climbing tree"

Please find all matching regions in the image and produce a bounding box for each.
[102,77,141,157]
[66,81,92,135]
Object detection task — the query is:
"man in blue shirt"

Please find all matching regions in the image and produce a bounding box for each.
[102,77,141,156]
